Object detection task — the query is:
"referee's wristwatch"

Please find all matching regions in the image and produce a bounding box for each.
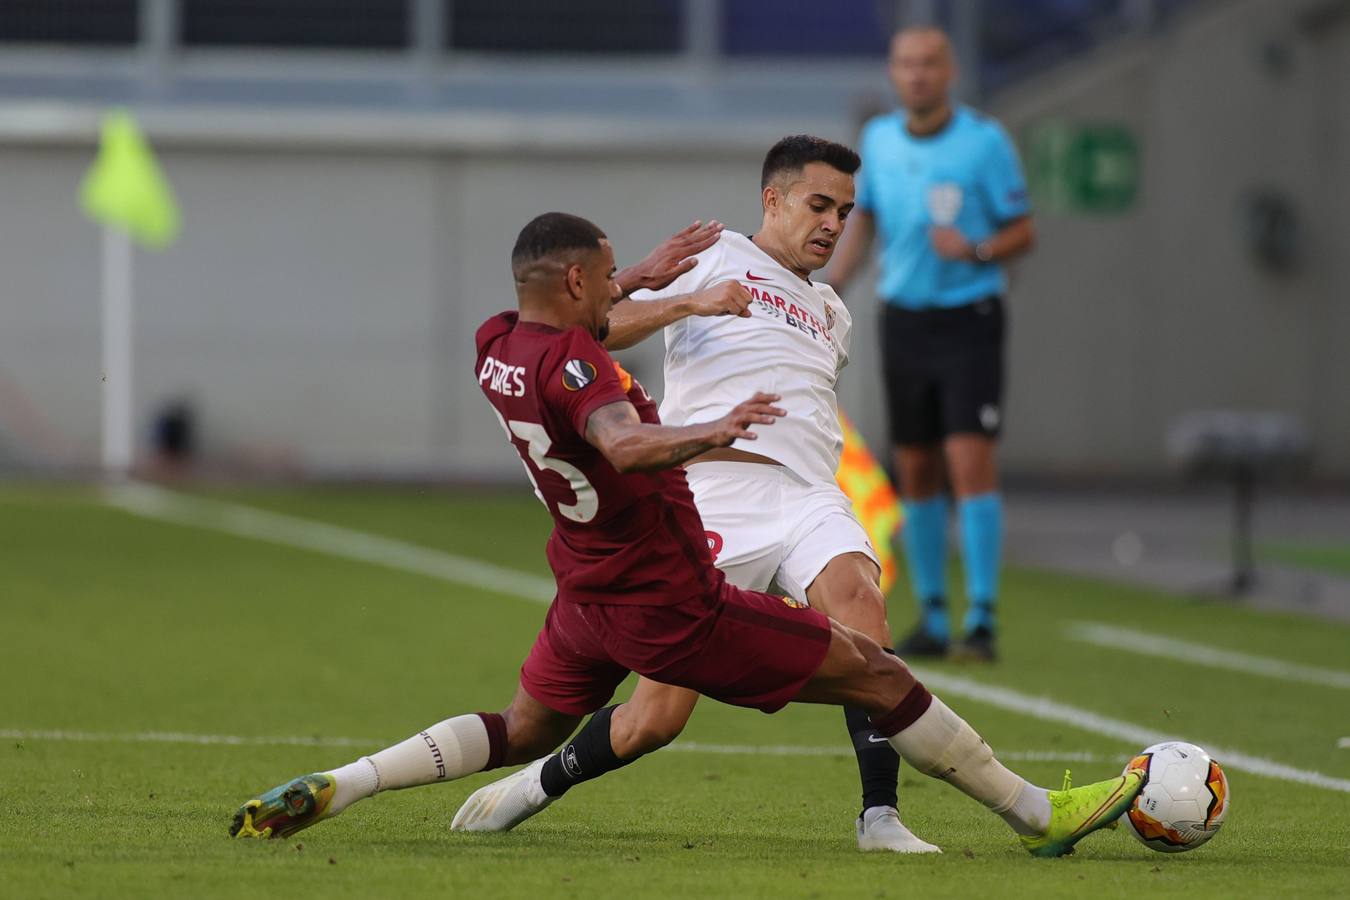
[973,240,994,263]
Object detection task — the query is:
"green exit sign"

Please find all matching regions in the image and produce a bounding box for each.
[1024,121,1140,214]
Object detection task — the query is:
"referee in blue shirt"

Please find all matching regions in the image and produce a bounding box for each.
[831,26,1035,661]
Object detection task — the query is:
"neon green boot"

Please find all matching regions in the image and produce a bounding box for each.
[1020,769,1144,858]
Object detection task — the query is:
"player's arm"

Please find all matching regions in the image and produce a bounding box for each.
[613,220,723,298]
[825,208,875,294]
[583,393,785,473]
[604,282,753,351]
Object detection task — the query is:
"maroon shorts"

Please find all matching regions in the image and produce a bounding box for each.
[518,580,833,717]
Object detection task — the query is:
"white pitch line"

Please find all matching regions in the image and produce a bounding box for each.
[0,728,379,749]
[0,728,1102,763]
[1066,620,1350,691]
[1340,738,1350,750]
[98,484,1350,794]
[668,743,1106,763]
[103,482,555,604]
[913,669,1350,794]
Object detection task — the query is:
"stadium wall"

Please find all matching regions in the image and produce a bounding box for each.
[0,117,781,478]
[991,0,1350,479]
[0,0,1346,481]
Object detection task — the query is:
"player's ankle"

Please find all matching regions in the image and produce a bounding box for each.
[996,783,1050,836]
[324,757,378,816]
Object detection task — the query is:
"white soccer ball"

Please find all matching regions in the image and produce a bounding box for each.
[1121,741,1230,853]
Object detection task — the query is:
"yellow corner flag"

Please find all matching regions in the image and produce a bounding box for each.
[837,413,904,596]
[80,110,180,249]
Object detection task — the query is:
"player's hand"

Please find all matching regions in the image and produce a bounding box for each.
[686,281,753,319]
[708,393,786,446]
[929,226,973,261]
[617,220,724,294]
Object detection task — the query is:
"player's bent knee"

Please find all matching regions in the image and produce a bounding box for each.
[808,555,890,639]
[837,585,891,644]
[851,581,888,618]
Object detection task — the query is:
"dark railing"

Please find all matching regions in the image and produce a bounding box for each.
[180,0,411,49]
[0,0,139,45]
[449,0,683,54]
[0,0,1198,95]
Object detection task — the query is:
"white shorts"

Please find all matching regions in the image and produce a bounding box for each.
[686,461,879,606]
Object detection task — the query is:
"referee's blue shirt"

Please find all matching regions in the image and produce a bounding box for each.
[856,105,1030,309]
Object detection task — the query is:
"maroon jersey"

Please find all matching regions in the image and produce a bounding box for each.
[475,311,719,605]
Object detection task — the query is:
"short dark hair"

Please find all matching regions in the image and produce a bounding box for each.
[760,135,861,190]
[511,212,607,271]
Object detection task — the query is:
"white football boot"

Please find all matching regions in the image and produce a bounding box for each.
[855,806,942,853]
[451,757,553,832]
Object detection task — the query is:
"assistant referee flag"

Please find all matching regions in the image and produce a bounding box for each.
[837,413,904,595]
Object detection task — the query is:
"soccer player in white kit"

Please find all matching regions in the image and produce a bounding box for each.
[454,136,938,853]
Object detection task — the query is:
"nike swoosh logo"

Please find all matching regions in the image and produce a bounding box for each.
[867,735,890,744]
[745,270,771,281]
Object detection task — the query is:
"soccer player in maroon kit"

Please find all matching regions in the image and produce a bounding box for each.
[231,212,1141,859]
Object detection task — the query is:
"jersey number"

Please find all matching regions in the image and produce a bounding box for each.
[491,410,598,523]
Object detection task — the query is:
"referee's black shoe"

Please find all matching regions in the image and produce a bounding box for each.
[894,624,948,659]
[950,626,998,662]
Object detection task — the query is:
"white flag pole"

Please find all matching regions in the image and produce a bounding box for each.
[101,224,134,476]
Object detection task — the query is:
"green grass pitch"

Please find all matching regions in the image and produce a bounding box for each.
[1263,541,1350,579]
[2,484,1348,898]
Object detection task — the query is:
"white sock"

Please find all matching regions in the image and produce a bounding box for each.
[325,757,378,817]
[322,715,493,816]
[886,697,1048,834]
[370,715,493,790]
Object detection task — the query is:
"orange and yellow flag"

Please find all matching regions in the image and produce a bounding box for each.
[836,414,903,595]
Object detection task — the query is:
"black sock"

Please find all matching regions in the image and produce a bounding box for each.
[538,705,634,798]
[845,649,901,816]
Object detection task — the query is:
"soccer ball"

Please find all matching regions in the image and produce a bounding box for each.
[1121,741,1229,852]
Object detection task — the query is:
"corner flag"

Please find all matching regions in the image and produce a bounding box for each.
[81,110,180,474]
[80,110,179,249]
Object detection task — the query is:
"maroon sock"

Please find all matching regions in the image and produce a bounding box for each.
[869,682,934,738]
[476,712,508,771]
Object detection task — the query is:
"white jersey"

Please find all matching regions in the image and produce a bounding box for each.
[630,230,852,486]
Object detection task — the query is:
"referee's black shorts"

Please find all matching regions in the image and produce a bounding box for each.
[881,295,1005,446]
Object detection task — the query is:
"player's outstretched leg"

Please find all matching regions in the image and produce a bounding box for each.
[453,680,698,832]
[796,620,1143,857]
[230,685,578,839]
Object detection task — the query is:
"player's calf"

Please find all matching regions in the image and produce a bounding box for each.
[608,681,698,758]
[795,619,919,710]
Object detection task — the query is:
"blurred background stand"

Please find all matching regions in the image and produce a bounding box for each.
[1168,410,1311,594]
